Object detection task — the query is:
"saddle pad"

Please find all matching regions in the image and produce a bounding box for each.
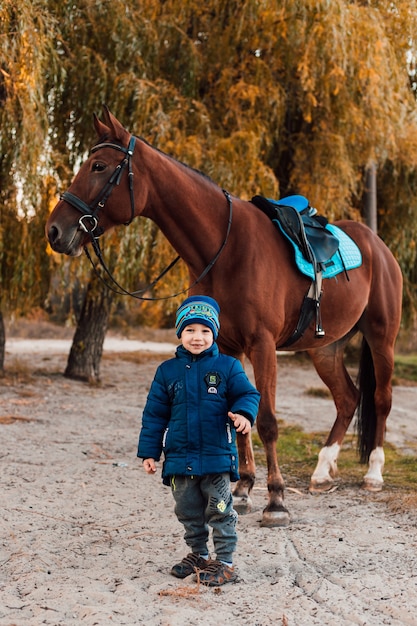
[273,221,362,280]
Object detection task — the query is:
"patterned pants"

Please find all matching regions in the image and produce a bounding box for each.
[170,473,238,563]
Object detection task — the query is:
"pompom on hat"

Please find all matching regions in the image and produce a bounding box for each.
[175,295,220,339]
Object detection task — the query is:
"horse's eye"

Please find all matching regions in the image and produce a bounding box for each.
[92,162,106,172]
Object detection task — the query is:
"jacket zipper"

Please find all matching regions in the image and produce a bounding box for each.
[162,427,169,448]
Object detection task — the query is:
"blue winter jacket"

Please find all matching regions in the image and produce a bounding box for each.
[137,343,260,485]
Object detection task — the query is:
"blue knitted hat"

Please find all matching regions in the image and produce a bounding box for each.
[175,295,220,339]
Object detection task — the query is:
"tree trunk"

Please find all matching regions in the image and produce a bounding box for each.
[65,271,113,383]
[0,311,5,375]
[364,161,377,233]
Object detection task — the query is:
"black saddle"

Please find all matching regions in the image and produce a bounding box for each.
[251,194,341,347]
[251,195,339,266]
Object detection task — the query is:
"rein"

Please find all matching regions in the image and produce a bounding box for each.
[62,135,233,301]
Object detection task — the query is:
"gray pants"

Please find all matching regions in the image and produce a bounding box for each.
[170,473,238,564]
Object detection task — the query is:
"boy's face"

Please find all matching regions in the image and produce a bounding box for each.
[180,323,214,354]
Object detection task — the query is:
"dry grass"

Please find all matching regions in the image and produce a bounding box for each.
[158,585,202,598]
[0,359,35,384]
[304,386,332,399]
[253,425,417,507]
[6,314,74,340]
[0,415,34,424]
[103,351,169,365]
[380,490,417,514]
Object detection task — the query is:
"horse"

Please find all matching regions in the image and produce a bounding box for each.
[46,107,403,527]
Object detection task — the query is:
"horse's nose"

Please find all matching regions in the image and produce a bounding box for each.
[47,224,60,246]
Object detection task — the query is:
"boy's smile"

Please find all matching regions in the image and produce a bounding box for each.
[181,323,214,355]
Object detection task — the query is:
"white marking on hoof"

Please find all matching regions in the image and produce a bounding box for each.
[310,443,340,487]
[363,447,384,491]
[309,480,337,494]
[362,480,383,492]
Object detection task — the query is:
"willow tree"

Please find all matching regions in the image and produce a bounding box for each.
[141,0,417,308]
[4,0,417,379]
[48,0,417,380]
[0,0,59,372]
[104,0,417,272]
[43,0,197,380]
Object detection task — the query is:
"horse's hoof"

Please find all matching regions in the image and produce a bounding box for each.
[309,479,335,494]
[260,509,290,527]
[362,479,383,492]
[233,495,252,514]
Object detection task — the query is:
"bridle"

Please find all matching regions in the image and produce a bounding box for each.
[61,135,137,237]
[60,135,233,301]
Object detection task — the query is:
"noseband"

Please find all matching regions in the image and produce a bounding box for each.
[60,135,137,236]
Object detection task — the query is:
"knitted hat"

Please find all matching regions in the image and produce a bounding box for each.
[175,295,220,339]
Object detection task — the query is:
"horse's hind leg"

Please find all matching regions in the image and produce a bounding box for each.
[357,331,396,491]
[308,339,360,493]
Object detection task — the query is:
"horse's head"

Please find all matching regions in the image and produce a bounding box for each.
[46,107,139,256]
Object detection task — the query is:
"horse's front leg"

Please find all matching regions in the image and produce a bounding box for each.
[256,391,290,526]
[233,395,289,526]
[233,431,256,514]
[250,339,290,527]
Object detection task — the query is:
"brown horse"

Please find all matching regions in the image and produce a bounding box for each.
[46,107,403,527]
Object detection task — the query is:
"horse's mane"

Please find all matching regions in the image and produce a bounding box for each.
[137,135,216,185]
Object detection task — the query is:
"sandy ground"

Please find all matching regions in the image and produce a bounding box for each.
[1,331,417,626]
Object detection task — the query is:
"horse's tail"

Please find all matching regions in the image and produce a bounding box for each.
[356,337,377,463]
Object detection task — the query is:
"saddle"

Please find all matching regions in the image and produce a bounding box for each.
[251,194,362,347]
[251,194,340,267]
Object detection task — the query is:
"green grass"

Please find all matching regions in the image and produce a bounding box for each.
[393,354,417,384]
[252,423,417,491]
[249,354,417,512]
[277,350,417,386]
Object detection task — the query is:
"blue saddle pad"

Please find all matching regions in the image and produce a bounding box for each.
[273,221,362,280]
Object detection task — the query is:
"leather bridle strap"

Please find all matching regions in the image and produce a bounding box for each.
[84,189,233,301]
[61,135,136,235]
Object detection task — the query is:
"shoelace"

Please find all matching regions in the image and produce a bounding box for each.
[200,560,229,573]
[183,553,205,566]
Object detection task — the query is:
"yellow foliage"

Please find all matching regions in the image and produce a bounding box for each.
[3,0,417,321]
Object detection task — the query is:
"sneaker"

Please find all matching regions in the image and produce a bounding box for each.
[170,553,209,579]
[196,560,237,586]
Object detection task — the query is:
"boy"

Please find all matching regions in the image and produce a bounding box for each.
[137,295,260,586]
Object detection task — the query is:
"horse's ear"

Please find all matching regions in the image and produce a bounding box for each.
[101,104,111,125]
[96,105,128,141]
[105,108,127,137]
[93,112,109,138]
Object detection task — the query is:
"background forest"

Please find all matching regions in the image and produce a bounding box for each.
[1,0,417,374]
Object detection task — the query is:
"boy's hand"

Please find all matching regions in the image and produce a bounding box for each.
[228,411,252,435]
[143,458,157,474]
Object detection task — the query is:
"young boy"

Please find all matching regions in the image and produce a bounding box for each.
[137,295,260,586]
